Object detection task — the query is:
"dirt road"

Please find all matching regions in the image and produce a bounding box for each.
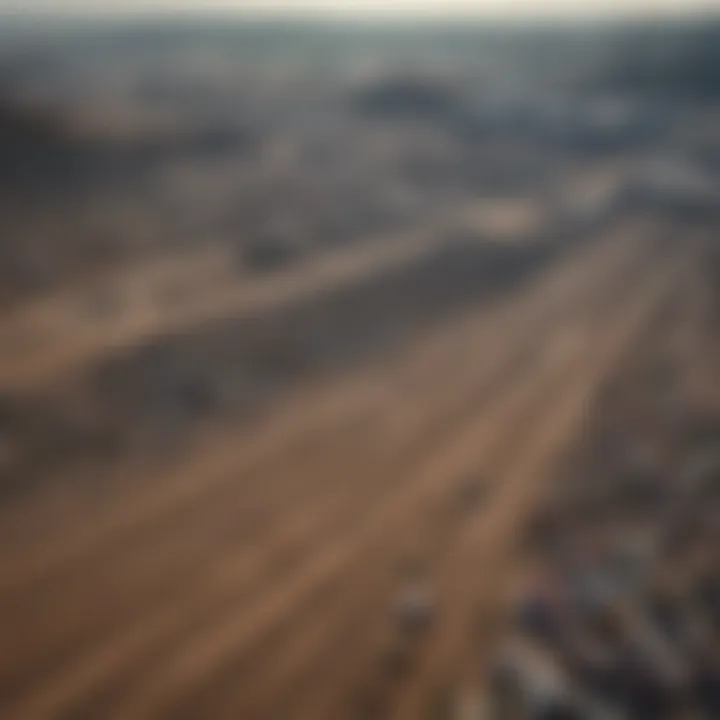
[0,214,690,719]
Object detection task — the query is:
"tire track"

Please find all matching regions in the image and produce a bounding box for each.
[389,253,687,720]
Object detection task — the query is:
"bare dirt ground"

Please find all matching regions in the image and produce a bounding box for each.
[0,209,704,719]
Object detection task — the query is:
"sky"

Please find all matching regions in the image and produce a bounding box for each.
[0,0,717,20]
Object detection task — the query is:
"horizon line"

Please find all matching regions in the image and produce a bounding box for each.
[1,1,718,25]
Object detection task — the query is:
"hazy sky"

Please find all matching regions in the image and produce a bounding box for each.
[0,0,717,19]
